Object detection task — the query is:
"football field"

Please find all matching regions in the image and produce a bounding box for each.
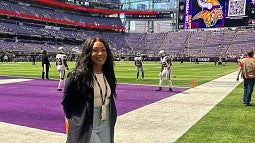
[0,61,255,142]
[0,61,238,87]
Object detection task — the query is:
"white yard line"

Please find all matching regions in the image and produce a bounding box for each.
[0,79,33,84]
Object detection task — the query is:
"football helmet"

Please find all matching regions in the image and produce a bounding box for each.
[58,47,65,53]
[159,50,165,56]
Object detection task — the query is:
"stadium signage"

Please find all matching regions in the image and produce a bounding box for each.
[125,11,173,19]
[184,0,191,29]
[184,0,254,29]
[198,58,210,62]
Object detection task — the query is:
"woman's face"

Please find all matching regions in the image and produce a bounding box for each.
[91,41,107,68]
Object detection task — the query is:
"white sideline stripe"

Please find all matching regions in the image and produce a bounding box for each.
[0,79,33,84]
[0,122,66,143]
[114,71,242,143]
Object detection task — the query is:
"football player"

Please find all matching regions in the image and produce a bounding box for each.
[56,47,69,91]
[134,53,144,80]
[156,50,173,92]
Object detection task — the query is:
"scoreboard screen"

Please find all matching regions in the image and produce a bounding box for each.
[125,11,173,19]
[182,0,254,29]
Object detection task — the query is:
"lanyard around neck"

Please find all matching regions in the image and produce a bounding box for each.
[93,73,108,105]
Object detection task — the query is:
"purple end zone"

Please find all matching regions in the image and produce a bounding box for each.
[0,77,188,133]
[116,84,187,115]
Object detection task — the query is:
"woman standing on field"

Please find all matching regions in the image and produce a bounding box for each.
[62,37,117,143]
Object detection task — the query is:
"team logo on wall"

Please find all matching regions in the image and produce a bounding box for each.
[192,0,223,27]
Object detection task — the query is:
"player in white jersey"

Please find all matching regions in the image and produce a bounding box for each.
[134,53,144,80]
[156,50,173,92]
[56,47,69,91]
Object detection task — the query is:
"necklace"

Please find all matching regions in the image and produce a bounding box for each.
[93,73,108,121]
[93,73,108,105]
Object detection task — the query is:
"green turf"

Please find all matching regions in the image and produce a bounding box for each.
[0,61,237,87]
[176,84,255,143]
[1,61,254,142]
[115,61,237,87]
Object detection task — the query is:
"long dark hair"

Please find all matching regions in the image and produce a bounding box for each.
[247,50,254,57]
[73,37,117,97]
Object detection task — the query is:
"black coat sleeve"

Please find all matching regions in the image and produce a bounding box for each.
[62,72,76,119]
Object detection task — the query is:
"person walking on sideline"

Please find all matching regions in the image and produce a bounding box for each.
[56,47,69,91]
[32,55,36,65]
[156,50,173,92]
[62,37,117,143]
[237,50,255,106]
[134,53,144,80]
[41,50,50,80]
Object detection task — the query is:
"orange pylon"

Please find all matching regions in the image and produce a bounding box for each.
[65,118,69,134]
[191,79,195,88]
